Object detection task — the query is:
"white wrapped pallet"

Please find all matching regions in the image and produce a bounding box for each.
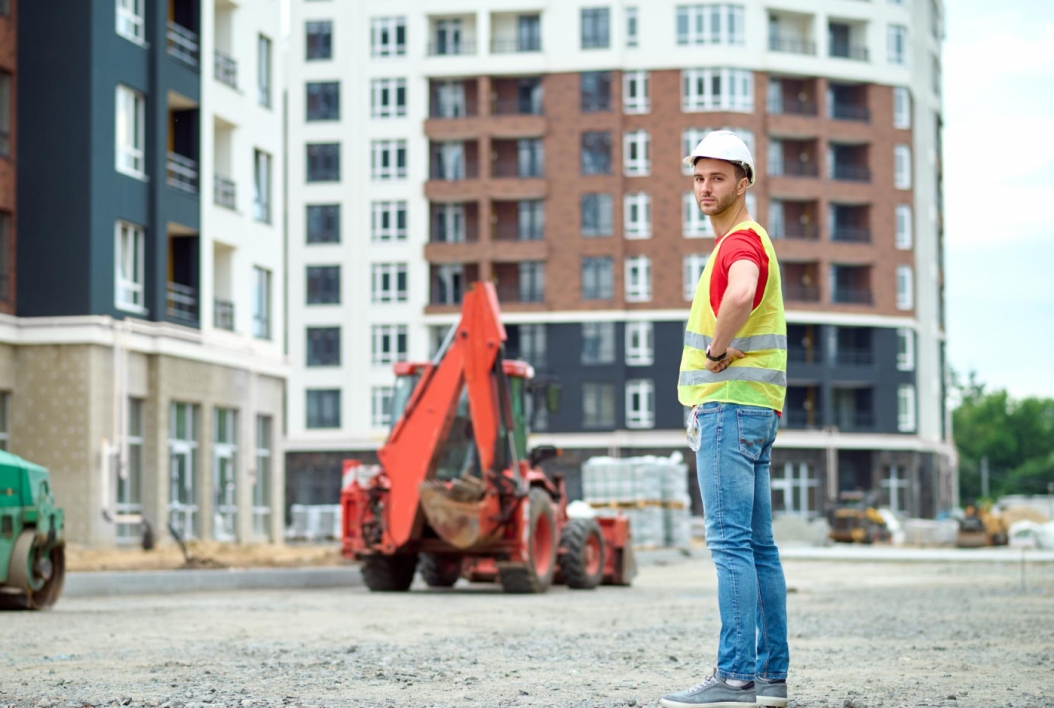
[664,507,692,550]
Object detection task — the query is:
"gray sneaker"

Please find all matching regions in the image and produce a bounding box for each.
[755,676,788,707]
[660,669,757,708]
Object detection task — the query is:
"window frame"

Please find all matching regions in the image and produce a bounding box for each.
[307,204,341,244]
[625,321,654,366]
[582,382,616,429]
[887,24,908,65]
[115,0,146,44]
[306,20,333,61]
[894,144,912,189]
[895,204,913,249]
[623,71,649,113]
[371,139,408,181]
[305,326,342,367]
[677,5,746,46]
[258,34,273,107]
[580,71,612,112]
[683,253,708,301]
[625,379,655,429]
[371,324,409,366]
[682,68,754,112]
[581,131,613,175]
[306,81,341,121]
[581,322,616,365]
[371,16,407,58]
[623,130,651,176]
[115,220,147,313]
[115,85,146,179]
[306,389,341,429]
[626,7,639,48]
[893,86,911,129]
[306,265,341,305]
[581,7,611,50]
[581,193,614,237]
[371,386,394,428]
[897,384,916,432]
[371,262,409,304]
[253,149,272,223]
[370,78,407,118]
[624,192,652,239]
[625,255,652,303]
[895,264,914,310]
[306,142,341,183]
[896,328,915,372]
[253,266,272,339]
[371,201,408,242]
[581,256,614,300]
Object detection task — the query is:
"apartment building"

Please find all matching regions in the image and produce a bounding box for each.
[0,0,14,316]
[286,0,954,519]
[10,0,286,546]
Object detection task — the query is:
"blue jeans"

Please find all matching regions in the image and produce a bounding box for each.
[695,402,789,681]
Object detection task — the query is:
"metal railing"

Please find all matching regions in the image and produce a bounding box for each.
[782,409,819,430]
[495,222,544,241]
[497,284,545,303]
[830,102,871,122]
[167,21,200,68]
[167,282,198,324]
[214,174,236,209]
[491,38,542,53]
[832,347,873,366]
[429,222,477,244]
[783,223,820,240]
[493,159,543,179]
[835,411,875,432]
[829,41,869,62]
[167,152,199,194]
[831,225,872,243]
[831,164,872,182]
[832,287,873,304]
[773,161,820,178]
[429,158,478,181]
[429,100,478,119]
[214,299,235,331]
[768,36,816,55]
[783,285,821,302]
[787,346,818,364]
[427,40,477,56]
[767,97,817,116]
[493,97,543,116]
[214,49,237,88]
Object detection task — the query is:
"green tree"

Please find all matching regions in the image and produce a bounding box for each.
[952,371,1054,500]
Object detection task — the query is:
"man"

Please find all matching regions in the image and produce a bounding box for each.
[661,131,789,708]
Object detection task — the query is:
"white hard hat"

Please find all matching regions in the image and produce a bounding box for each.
[683,130,756,186]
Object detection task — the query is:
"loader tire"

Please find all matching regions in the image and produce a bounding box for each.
[499,488,557,594]
[419,554,461,588]
[558,518,605,590]
[361,554,418,592]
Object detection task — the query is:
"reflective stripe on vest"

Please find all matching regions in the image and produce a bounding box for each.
[679,367,788,387]
[684,331,788,353]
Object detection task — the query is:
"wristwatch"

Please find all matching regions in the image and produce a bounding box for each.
[706,346,726,362]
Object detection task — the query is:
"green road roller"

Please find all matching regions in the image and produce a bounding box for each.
[0,450,65,610]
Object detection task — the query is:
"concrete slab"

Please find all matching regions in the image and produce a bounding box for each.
[64,566,363,598]
[778,545,1054,562]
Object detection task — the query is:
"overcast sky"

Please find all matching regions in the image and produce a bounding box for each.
[944,0,1054,398]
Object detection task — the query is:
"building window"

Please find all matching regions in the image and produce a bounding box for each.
[306,389,341,429]
[258,35,273,107]
[372,325,408,366]
[306,143,340,182]
[932,53,942,97]
[682,68,753,112]
[582,257,614,300]
[518,201,545,241]
[0,392,8,449]
[581,71,612,112]
[371,263,408,303]
[0,212,9,301]
[623,71,649,113]
[581,131,612,175]
[625,379,655,429]
[683,193,714,238]
[434,265,464,305]
[253,267,272,339]
[371,17,406,57]
[372,387,394,428]
[683,254,708,301]
[896,265,914,310]
[306,82,340,121]
[306,327,341,367]
[116,0,145,44]
[582,382,616,429]
[253,149,272,223]
[371,78,407,118]
[0,72,9,158]
[307,204,340,244]
[581,8,611,49]
[582,194,614,237]
[371,201,407,242]
[115,397,144,541]
[517,138,544,178]
[677,4,746,45]
[253,415,272,539]
[433,80,467,118]
[115,85,146,178]
[306,21,333,60]
[515,324,547,367]
[432,203,465,243]
[371,140,407,180]
[623,130,650,176]
[213,406,238,540]
[626,7,639,47]
[626,322,654,366]
[895,204,913,249]
[893,87,911,129]
[168,402,201,540]
[624,193,651,239]
[306,265,340,305]
[894,144,912,189]
[887,24,908,65]
[115,221,146,312]
[518,262,545,303]
[896,328,915,372]
[625,256,652,302]
[897,384,916,432]
[582,322,616,365]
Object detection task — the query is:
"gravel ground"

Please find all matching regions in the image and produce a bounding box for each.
[1,555,1052,708]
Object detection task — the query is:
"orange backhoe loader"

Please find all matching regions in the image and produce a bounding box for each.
[341,282,634,593]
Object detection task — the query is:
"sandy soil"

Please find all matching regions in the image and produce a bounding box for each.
[1,557,1052,708]
[64,542,347,572]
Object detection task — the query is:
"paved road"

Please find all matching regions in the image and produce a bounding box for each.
[2,557,1052,708]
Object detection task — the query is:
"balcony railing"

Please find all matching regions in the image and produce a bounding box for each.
[832,347,873,366]
[491,38,542,53]
[830,102,871,122]
[498,284,545,304]
[835,410,875,432]
[214,49,237,88]
[782,409,820,430]
[430,159,478,181]
[167,21,200,68]
[784,285,821,302]
[427,40,477,56]
[767,97,817,116]
[430,222,477,244]
[167,282,198,324]
[214,174,236,209]
[831,226,871,243]
[214,299,235,331]
[769,36,816,55]
[167,152,199,194]
[787,346,819,364]
[494,160,543,179]
[831,164,872,182]
[429,100,478,119]
[783,223,820,240]
[829,41,869,62]
[493,97,543,116]
[495,222,544,241]
[832,287,873,304]
[773,161,820,178]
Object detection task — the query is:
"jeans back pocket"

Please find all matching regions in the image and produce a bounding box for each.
[737,408,775,461]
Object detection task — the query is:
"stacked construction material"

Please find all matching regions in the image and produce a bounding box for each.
[582,453,691,549]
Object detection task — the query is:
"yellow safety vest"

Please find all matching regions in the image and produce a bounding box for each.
[678,220,787,411]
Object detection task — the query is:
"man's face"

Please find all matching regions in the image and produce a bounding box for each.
[693,158,745,217]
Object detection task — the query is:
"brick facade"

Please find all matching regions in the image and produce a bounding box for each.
[0,0,16,314]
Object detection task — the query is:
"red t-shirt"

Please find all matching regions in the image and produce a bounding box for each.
[710,228,769,316]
